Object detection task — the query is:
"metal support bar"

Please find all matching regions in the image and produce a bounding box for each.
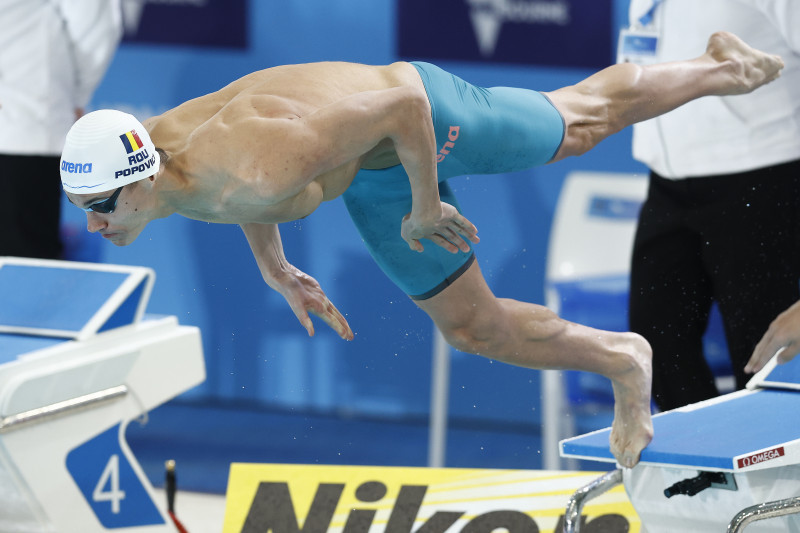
[0,385,128,432]
[542,369,564,470]
[728,496,800,533]
[563,469,623,533]
[428,327,450,468]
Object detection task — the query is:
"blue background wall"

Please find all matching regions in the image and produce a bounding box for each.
[63,0,651,491]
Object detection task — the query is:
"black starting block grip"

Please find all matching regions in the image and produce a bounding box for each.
[664,472,729,498]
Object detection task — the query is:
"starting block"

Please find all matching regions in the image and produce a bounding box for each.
[0,257,205,532]
[559,346,800,532]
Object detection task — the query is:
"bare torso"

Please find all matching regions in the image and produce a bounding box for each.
[144,61,425,224]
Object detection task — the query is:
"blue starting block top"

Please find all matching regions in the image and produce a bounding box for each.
[561,388,800,471]
[562,353,800,472]
[0,257,154,341]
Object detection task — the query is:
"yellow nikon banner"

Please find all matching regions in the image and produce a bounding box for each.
[223,464,640,533]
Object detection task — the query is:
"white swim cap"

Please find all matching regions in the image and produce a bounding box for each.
[60,110,161,194]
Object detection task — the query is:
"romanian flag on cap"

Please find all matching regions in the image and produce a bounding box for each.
[119,129,144,154]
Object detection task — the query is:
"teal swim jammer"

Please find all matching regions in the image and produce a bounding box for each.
[342,61,565,299]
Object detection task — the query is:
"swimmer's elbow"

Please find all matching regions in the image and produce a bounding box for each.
[367,85,430,138]
[396,86,431,127]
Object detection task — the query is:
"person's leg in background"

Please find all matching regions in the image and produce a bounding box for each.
[629,172,718,411]
[703,161,800,389]
[0,154,63,259]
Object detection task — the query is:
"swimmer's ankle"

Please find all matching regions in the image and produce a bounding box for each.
[606,332,651,380]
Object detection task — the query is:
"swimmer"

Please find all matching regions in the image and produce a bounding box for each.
[60,31,783,468]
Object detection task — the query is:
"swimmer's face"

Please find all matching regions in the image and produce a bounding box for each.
[66,178,155,246]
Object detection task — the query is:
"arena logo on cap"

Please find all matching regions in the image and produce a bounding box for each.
[119,129,145,154]
[61,161,93,174]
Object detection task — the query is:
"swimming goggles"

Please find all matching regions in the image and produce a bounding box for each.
[80,186,124,214]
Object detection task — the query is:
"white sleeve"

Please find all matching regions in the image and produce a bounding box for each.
[754,0,800,53]
[57,0,124,108]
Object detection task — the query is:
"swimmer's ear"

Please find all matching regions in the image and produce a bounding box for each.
[151,147,170,182]
[155,147,169,168]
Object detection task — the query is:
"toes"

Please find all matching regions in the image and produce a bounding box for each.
[611,443,641,468]
[609,426,652,469]
[622,452,638,469]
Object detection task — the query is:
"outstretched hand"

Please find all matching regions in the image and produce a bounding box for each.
[270,265,354,340]
[401,201,479,253]
[745,299,800,374]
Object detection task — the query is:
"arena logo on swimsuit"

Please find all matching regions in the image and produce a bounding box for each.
[436,126,460,163]
[114,149,156,179]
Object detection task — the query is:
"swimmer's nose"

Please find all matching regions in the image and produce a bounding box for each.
[86,212,107,233]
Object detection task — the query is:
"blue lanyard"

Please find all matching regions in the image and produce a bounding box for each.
[638,0,664,27]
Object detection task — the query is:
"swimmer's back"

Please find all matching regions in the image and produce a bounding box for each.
[145,62,421,148]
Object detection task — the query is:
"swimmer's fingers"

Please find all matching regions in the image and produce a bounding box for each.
[442,223,478,253]
[421,228,468,254]
[404,229,471,254]
[408,238,425,253]
[426,223,478,254]
[273,267,353,341]
[405,229,463,254]
[307,297,354,341]
[288,305,316,337]
[291,289,353,341]
[287,292,353,341]
[439,203,478,253]
[401,205,479,254]
[450,212,480,246]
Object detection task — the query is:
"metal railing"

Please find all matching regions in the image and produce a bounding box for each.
[563,469,623,533]
[728,495,800,533]
[0,385,128,432]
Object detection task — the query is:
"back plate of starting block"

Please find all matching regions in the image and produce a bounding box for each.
[0,257,154,340]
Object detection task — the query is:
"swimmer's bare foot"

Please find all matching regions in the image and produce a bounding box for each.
[703,31,784,95]
[607,332,653,468]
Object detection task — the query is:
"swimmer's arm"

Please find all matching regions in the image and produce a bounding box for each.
[240,222,353,340]
[301,86,441,212]
[251,87,479,253]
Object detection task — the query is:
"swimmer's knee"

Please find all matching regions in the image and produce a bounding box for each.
[436,314,500,355]
[439,326,486,355]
